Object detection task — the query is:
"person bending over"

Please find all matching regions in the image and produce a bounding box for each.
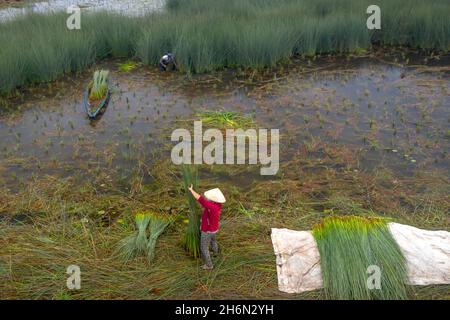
[159,53,177,71]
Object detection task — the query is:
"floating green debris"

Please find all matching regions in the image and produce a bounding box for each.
[118,61,138,72]
[147,213,173,262]
[197,110,254,128]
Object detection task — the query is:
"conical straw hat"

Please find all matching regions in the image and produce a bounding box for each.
[204,188,226,204]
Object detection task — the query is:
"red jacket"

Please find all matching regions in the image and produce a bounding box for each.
[198,196,222,232]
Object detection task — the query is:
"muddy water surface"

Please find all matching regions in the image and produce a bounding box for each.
[1,56,449,189]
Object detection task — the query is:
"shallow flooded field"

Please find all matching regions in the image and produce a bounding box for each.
[1,53,449,299]
[1,54,449,189]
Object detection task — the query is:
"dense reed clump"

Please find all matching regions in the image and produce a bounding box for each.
[134,0,450,72]
[181,165,201,258]
[1,0,449,94]
[0,12,139,95]
[312,216,409,300]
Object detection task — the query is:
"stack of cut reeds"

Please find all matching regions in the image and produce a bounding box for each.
[116,211,172,263]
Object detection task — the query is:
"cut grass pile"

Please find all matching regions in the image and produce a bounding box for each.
[1,0,450,94]
[312,216,409,300]
[147,214,173,262]
[116,212,151,261]
[116,212,172,262]
[118,61,139,72]
[88,70,109,101]
[196,111,254,129]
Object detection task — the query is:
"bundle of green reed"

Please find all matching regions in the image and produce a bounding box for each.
[88,70,109,101]
[135,212,151,255]
[312,216,408,300]
[116,212,151,261]
[181,165,201,258]
[147,213,173,262]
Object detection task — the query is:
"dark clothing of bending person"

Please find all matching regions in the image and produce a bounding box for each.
[159,53,177,71]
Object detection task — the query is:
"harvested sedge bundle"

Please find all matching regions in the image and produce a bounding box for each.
[116,212,151,261]
[181,165,201,258]
[312,216,408,300]
[197,110,253,129]
[115,232,138,261]
[89,70,109,101]
[135,212,151,255]
[147,214,172,262]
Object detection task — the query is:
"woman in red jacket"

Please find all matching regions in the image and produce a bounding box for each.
[188,184,226,270]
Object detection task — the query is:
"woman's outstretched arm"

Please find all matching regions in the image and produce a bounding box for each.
[188,184,201,200]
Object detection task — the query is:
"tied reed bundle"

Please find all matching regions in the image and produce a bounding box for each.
[312,216,408,300]
[116,212,171,263]
[88,70,109,101]
[181,165,201,258]
[147,213,172,262]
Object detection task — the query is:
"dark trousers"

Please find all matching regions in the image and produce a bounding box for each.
[201,232,219,267]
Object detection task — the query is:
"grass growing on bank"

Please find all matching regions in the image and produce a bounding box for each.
[0,12,139,94]
[1,0,450,95]
[312,216,409,300]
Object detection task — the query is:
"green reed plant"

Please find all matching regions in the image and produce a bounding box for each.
[181,165,201,258]
[1,0,449,95]
[312,216,408,300]
[0,12,139,95]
